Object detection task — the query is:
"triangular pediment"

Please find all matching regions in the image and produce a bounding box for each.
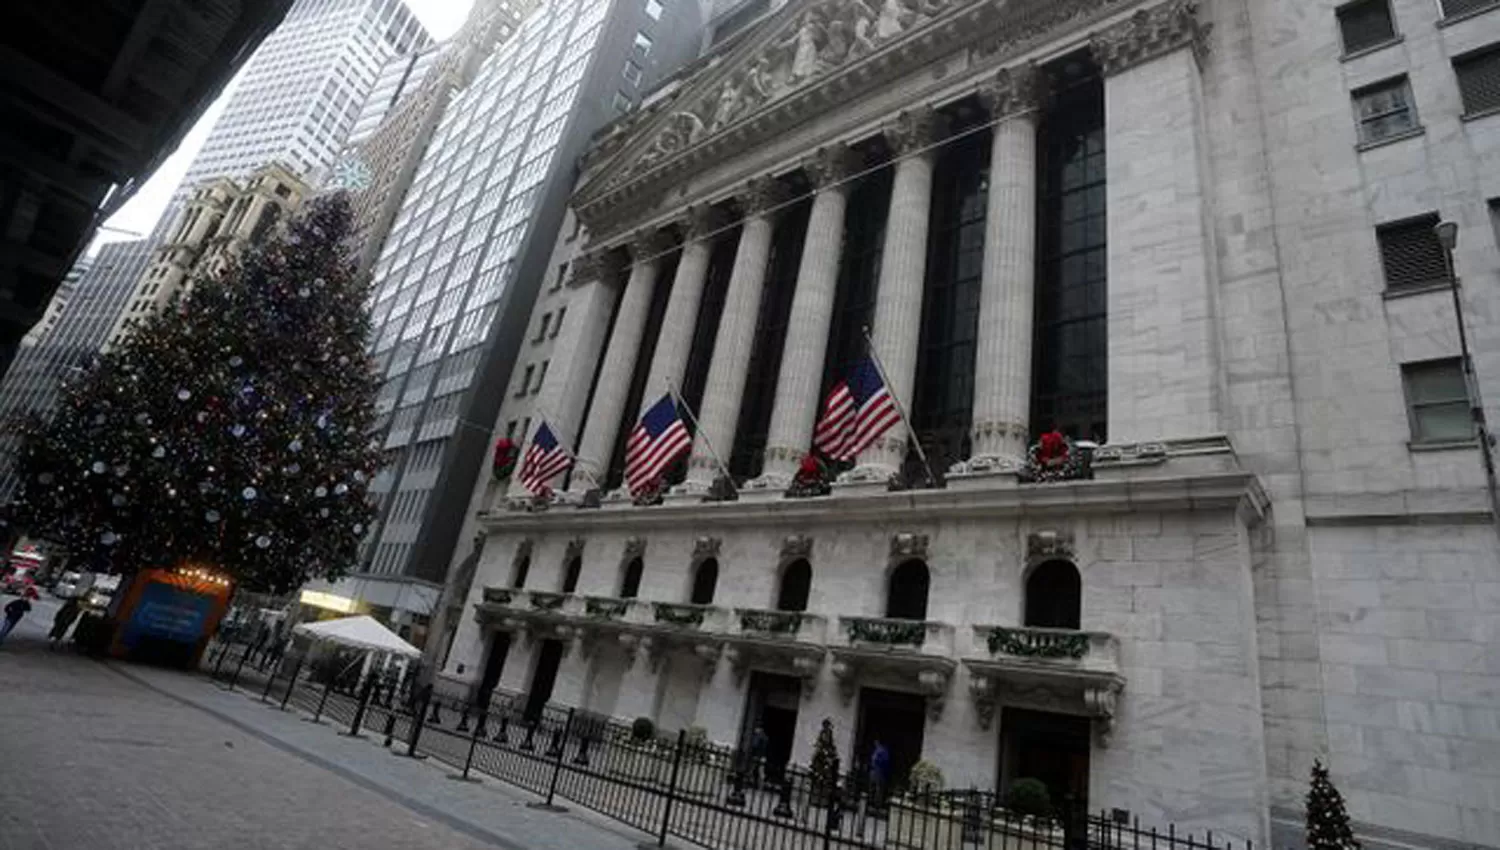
[575,0,986,210]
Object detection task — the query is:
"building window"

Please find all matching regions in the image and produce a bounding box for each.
[1455,46,1500,117]
[1336,0,1397,55]
[1376,213,1450,291]
[511,553,531,588]
[822,169,891,400]
[1402,359,1473,444]
[886,560,930,621]
[552,261,569,290]
[561,556,582,593]
[1024,561,1082,630]
[633,32,654,56]
[612,91,633,113]
[622,60,643,86]
[645,0,665,19]
[776,559,811,612]
[1352,76,1418,146]
[518,364,534,396]
[535,313,551,341]
[551,307,565,338]
[533,361,548,394]
[689,559,718,605]
[1441,0,1499,20]
[1489,199,1500,250]
[619,558,644,598]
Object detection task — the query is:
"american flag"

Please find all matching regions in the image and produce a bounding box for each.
[625,393,691,496]
[518,422,573,495]
[813,357,899,462]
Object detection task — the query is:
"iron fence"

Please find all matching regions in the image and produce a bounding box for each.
[202,655,1254,850]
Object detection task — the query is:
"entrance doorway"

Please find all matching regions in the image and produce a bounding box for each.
[999,707,1091,811]
[523,639,564,721]
[854,687,927,789]
[741,671,800,782]
[477,631,512,704]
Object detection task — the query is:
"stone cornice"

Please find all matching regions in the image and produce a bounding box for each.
[480,471,1268,534]
[1090,0,1209,76]
[573,0,1151,244]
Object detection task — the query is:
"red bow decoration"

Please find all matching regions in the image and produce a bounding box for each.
[492,438,518,479]
[1037,431,1069,464]
[796,453,824,483]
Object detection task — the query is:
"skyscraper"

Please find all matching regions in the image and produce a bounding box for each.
[297,0,706,645]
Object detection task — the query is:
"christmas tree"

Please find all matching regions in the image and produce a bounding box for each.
[809,717,840,798]
[1306,760,1360,850]
[12,193,382,594]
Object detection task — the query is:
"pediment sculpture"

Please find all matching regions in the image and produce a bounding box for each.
[623,0,966,180]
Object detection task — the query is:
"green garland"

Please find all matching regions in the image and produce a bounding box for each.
[586,598,629,620]
[739,610,802,634]
[483,587,514,605]
[530,592,565,611]
[654,603,705,628]
[986,627,1089,659]
[846,618,926,647]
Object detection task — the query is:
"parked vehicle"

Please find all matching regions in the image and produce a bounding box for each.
[54,571,94,599]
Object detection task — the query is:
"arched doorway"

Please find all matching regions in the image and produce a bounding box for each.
[775,559,811,612]
[619,557,643,599]
[561,556,582,593]
[1025,560,1081,629]
[885,559,929,621]
[690,558,718,604]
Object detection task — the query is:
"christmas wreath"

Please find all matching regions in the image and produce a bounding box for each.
[492,438,518,480]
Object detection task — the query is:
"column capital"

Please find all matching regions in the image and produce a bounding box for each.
[883,106,948,158]
[979,64,1046,119]
[1090,0,1210,78]
[628,228,674,263]
[678,204,728,241]
[566,249,610,288]
[804,144,860,191]
[738,176,786,218]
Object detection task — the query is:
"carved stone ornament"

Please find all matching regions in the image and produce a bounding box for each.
[1026,529,1075,561]
[629,228,675,264]
[693,642,722,682]
[1090,0,1209,77]
[565,250,609,288]
[740,176,786,218]
[830,657,859,705]
[968,675,997,730]
[565,537,586,561]
[890,532,930,561]
[978,64,1045,118]
[883,106,947,156]
[623,536,647,562]
[693,536,722,561]
[804,143,860,190]
[781,534,814,560]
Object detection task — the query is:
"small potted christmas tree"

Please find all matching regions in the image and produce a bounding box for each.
[1306,760,1360,850]
[808,718,840,805]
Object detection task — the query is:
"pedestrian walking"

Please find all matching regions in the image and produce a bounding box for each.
[869,740,891,806]
[49,597,82,647]
[0,589,37,646]
[749,724,769,788]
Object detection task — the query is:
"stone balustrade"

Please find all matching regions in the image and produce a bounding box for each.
[838,615,955,656]
[973,625,1120,673]
[732,608,828,644]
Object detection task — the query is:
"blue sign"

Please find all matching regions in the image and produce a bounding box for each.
[120,581,214,647]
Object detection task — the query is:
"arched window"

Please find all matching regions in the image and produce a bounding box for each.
[619,558,644,599]
[561,556,582,593]
[690,558,718,605]
[511,555,530,589]
[885,559,930,621]
[1025,560,1081,630]
[776,559,811,612]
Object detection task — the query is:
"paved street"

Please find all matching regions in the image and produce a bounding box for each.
[0,597,641,850]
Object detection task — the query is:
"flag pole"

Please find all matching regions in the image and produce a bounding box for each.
[534,403,602,493]
[667,381,736,492]
[861,326,937,487]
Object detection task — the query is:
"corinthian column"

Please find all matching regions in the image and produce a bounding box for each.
[637,206,723,415]
[747,145,858,494]
[958,66,1043,475]
[571,230,671,492]
[842,107,944,483]
[678,178,782,494]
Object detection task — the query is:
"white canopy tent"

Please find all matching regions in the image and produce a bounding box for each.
[292,615,420,685]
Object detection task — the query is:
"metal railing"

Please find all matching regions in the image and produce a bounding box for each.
[201,643,1254,850]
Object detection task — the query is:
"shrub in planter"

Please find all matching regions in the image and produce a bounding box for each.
[631,716,656,741]
[1005,778,1052,820]
[907,760,945,796]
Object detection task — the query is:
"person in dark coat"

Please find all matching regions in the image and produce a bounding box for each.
[49,597,82,646]
[0,590,36,645]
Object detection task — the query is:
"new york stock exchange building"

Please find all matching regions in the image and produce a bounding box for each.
[438,0,1500,847]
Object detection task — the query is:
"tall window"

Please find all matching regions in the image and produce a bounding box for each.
[690,559,719,604]
[1402,359,1473,444]
[730,198,811,479]
[605,249,681,489]
[886,560,930,621]
[821,168,892,400]
[669,229,739,485]
[776,559,811,612]
[511,554,531,588]
[1335,0,1397,55]
[1352,76,1418,146]
[1376,213,1449,291]
[561,556,582,593]
[1454,46,1500,117]
[911,125,988,474]
[1024,561,1081,630]
[1032,76,1107,442]
[619,558,644,598]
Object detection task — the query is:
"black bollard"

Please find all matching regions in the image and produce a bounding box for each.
[278,655,305,711]
[382,710,398,747]
[427,697,443,725]
[457,702,471,733]
[545,725,564,759]
[494,714,510,744]
[519,721,536,751]
[343,675,376,738]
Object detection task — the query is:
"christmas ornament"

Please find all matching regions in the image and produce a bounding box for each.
[242,486,257,500]
[177,389,191,401]
[90,461,106,474]
[152,446,166,459]
[206,510,221,523]
[255,535,271,549]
